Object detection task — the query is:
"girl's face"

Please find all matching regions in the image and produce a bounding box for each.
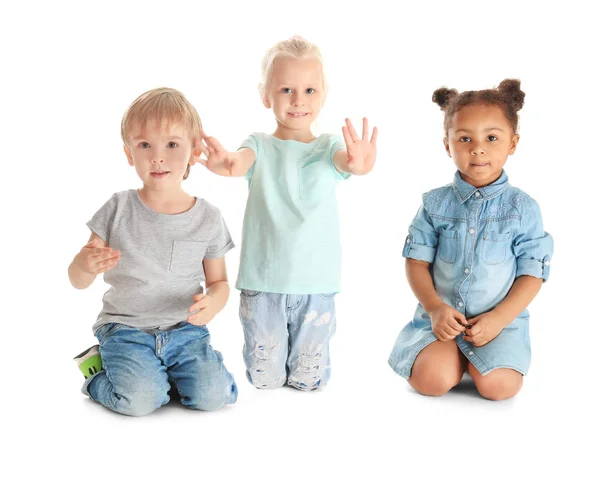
[444,103,519,188]
[264,56,324,141]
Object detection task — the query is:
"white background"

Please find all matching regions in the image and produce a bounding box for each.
[1,0,597,480]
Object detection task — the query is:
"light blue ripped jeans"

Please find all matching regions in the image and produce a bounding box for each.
[239,290,336,391]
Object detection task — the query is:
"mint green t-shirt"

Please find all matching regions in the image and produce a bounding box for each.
[235,133,349,294]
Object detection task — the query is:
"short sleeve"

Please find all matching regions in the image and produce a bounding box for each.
[513,199,554,281]
[329,134,350,181]
[239,133,259,182]
[86,194,118,243]
[205,209,235,259]
[402,203,439,263]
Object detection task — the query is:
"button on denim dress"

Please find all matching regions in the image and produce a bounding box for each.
[389,170,553,377]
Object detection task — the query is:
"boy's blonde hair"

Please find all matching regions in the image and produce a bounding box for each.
[121,87,202,180]
[259,37,326,103]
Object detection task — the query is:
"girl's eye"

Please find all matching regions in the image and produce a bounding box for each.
[306,88,315,94]
[167,142,178,148]
[459,136,471,142]
[488,135,498,141]
[282,88,292,94]
[139,142,150,148]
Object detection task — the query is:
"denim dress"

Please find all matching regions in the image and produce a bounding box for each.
[389,170,553,377]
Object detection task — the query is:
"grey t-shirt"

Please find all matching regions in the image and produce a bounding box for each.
[87,190,234,333]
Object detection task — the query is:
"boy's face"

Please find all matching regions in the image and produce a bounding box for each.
[124,119,196,190]
[444,103,519,188]
[264,56,324,135]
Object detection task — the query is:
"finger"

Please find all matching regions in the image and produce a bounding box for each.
[193,293,207,302]
[362,117,368,140]
[342,125,353,147]
[98,250,120,261]
[454,312,468,325]
[345,118,359,141]
[467,324,482,336]
[370,126,378,146]
[449,318,466,332]
[96,260,120,273]
[463,335,474,343]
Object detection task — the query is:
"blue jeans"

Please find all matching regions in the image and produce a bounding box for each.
[82,322,237,416]
[239,291,336,391]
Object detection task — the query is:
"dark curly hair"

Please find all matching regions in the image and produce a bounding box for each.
[432,79,525,135]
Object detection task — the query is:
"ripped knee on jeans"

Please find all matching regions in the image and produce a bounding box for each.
[247,342,285,389]
[287,350,327,391]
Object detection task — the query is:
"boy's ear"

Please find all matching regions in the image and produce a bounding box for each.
[509,134,520,155]
[124,145,134,166]
[443,138,451,157]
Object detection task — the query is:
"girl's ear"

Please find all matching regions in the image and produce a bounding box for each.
[124,145,134,166]
[509,134,520,155]
[262,95,271,109]
[443,138,451,157]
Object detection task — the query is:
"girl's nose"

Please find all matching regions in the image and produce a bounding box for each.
[151,157,165,164]
[470,144,485,155]
[292,95,304,106]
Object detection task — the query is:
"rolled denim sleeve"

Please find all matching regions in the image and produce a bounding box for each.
[513,199,553,281]
[402,204,439,263]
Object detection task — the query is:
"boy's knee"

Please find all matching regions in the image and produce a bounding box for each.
[118,389,168,416]
[187,383,237,411]
[287,350,327,391]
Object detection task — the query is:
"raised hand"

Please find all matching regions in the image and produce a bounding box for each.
[429,303,467,341]
[196,130,237,176]
[73,238,120,275]
[341,117,378,175]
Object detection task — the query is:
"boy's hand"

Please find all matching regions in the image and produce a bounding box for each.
[342,117,378,175]
[463,311,507,347]
[73,239,120,275]
[188,293,217,325]
[197,131,236,176]
[429,303,467,341]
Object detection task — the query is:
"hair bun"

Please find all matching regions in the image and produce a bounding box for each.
[497,79,525,111]
[432,87,458,111]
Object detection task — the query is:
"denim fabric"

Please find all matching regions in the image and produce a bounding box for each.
[239,290,336,391]
[389,171,553,377]
[82,322,237,416]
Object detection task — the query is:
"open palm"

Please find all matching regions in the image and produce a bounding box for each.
[342,117,378,175]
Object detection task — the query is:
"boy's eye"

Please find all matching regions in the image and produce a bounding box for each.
[459,136,471,142]
[306,88,315,94]
[488,135,498,141]
[282,88,292,94]
[167,142,178,148]
[139,142,150,148]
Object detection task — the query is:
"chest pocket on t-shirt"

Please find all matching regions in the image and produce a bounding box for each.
[298,161,333,205]
[170,240,207,277]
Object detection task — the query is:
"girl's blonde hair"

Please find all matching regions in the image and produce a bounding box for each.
[121,87,202,179]
[259,37,326,102]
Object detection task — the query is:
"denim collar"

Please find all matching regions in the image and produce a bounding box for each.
[452,170,509,204]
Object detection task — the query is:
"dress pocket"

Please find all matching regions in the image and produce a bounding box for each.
[481,231,512,265]
[170,240,207,277]
[437,228,458,264]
